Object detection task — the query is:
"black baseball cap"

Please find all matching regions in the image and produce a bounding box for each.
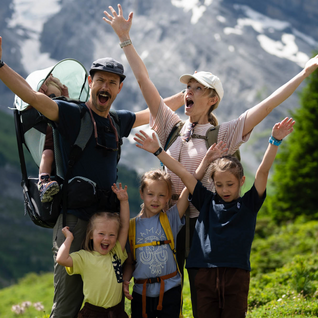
[89,57,126,82]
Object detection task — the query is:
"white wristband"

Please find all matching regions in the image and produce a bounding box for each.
[120,39,132,48]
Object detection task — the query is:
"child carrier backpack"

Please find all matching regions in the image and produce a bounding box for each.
[13,58,92,228]
[129,212,183,318]
[14,59,124,228]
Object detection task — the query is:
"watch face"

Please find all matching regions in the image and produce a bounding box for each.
[0,60,4,68]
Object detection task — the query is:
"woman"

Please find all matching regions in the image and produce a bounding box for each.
[104,4,318,317]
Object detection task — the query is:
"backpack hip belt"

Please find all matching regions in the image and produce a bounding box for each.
[135,270,178,318]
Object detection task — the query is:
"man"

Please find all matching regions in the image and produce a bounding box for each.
[0,36,184,317]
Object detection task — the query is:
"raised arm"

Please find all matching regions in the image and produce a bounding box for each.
[103,5,162,118]
[111,183,130,252]
[0,37,59,121]
[243,55,318,136]
[176,187,189,219]
[134,130,198,194]
[193,142,228,181]
[254,117,295,196]
[133,91,185,128]
[56,227,74,267]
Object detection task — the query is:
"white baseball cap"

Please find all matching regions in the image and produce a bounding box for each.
[180,71,224,101]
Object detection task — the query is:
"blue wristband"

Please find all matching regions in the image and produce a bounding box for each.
[269,135,282,146]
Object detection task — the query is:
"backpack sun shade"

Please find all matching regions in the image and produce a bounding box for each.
[13,59,90,228]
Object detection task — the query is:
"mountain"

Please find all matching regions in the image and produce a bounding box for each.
[0,0,317,286]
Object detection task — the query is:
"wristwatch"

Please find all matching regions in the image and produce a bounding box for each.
[0,60,4,68]
[269,135,282,146]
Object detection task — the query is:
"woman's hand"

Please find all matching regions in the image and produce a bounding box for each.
[103,4,133,42]
[303,54,318,77]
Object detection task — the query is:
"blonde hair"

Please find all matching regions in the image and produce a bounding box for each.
[210,155,244,182]
[82,212,121,251]
[139,169,173,215]
[46,80,62,95]
[206,88,220,126]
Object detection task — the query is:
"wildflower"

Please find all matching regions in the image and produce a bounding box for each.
[21,301,32,309]
[11,304,25,314]
[33,302,45,311]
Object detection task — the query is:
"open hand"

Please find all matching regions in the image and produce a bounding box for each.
[272,117,295,140]
[103,4,133,41]
[111,183,128,201]
[304,54,318,77]
[205,141,228,163]
[134,130,160,154]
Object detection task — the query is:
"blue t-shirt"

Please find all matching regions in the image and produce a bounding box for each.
[129,205,185,297]
[55,100,135,218]
[186,181,266,271]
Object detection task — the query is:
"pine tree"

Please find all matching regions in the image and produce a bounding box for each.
[267,56,318,223]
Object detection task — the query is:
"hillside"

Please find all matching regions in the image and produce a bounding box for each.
[1,221,318,317]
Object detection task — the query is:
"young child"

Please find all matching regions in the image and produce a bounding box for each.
[134,117,294,318]
[123,168,226,318]
[37,74,69,203]
[56,183,129,318]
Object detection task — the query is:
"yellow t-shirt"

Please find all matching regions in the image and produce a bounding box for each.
[66,241,127,308]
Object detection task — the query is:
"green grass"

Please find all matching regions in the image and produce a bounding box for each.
[1,260,318,318]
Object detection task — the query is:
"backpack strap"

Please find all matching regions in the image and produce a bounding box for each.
[192,125,241,160]
[62,109,93,227]
[164,121,185,151]
[129,214,173,262]
[109,110,122,164]
[129,217,137,261]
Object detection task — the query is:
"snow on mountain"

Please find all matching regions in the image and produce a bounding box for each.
[8,0,61,72]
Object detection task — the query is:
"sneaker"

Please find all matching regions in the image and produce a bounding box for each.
[38,174,60,203]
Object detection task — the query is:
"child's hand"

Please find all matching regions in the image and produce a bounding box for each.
[134,130,160,154]
[272,117,295,140]
[61,226,74,240]
[112,183,128,201]
[205,141,228,163]
[123,281,133,300]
